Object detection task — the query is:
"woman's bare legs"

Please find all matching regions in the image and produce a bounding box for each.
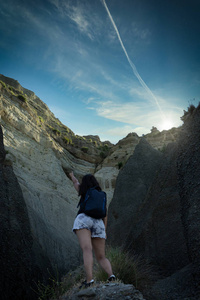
[92,238,113,277]
[76,229,93,282]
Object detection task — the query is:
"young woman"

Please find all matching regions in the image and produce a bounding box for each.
[69,172,115,288]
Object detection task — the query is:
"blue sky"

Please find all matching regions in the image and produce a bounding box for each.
[0,0,199,143]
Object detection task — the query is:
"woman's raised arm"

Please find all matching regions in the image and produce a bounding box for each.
[69,171,80,193]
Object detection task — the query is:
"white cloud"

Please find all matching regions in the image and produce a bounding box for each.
[103,125,150,137]
[129,86,151,99]
[49,0,105,41]
[83,97,97,105]
[95,100,152,124]
[131,22,151,41]
[92,99,183,130]
[93,124,151,144]
[49,105,71,122]
[68,6,93,39]
[133,126,151,136]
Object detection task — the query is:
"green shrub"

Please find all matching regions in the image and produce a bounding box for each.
[76,136,86,141]
[10,90,16,96]
[81,147,88,153]
[101,144,109,152]
[18,94,27,102]
[99,144,110,159]
[39,116,44,123]
[118,162,123,169]
[63,136,73,145]
[0,80,6,88]
[52,128,61,135]
[100,151,106,159]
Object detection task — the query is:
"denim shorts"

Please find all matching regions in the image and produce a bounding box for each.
[72,213,106,239]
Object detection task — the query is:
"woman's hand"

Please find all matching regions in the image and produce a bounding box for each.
[69,171,74,179]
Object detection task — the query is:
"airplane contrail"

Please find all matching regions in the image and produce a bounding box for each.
[101,0,165,117]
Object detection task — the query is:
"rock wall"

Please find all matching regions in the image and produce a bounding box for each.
[107,138,163,245]
[107,108,200,299]
[0,125,52,300]
[177,107,200,289]
[0,78,86,274]
[107,139,189,274]
[96,129,180,205]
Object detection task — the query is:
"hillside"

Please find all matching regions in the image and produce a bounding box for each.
[0,74,181,202]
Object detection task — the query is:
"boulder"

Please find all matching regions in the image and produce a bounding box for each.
[62,282,145,299]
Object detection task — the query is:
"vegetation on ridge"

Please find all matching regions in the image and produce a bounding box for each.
[181,101,200,122]
[0,77,112,161]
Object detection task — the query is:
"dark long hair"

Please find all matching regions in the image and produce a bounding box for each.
[79,174,101,197]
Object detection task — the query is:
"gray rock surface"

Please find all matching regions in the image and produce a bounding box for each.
[0,126,5,162]
[149,264,198,300]
[107,138,163,248]
[177,108,200,296]
[62,282,145,299]
[0,77,85,274]
[108,138,189,274]
[0,125,52,300]
[107,108,200,299]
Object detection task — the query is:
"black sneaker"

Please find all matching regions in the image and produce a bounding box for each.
[108,275,116,282]
[79,279,94,289]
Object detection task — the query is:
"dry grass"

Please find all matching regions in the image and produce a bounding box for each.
[94,246,156,290]
[33,266,85,300]
[34,246,157,299]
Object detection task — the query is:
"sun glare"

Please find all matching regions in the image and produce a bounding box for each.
[160,119,174,131]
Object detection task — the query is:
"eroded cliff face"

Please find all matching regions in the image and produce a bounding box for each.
[108,139,189,274]
[177,107,200,289]
[0,82,83,274]
[107,107,200,299]
[0,125,53,300]
[0,74,182,291]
